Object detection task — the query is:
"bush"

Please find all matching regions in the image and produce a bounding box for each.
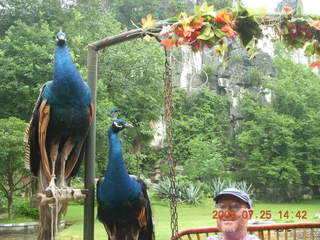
[204,178,255,200]
[180,184,202,205]
[154,177,203,205]
[13,201,39,219]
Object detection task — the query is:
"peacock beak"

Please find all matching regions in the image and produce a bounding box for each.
[124,123,134,128]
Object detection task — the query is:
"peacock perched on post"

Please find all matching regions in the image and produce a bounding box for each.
[97,111,154,240]
[24,32,93,240]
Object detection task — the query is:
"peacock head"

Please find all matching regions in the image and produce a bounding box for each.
[110,108,121,119]
[56,32,67,46]
[111,119,133,133]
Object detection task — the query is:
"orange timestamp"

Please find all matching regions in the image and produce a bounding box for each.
[212,209,308,220]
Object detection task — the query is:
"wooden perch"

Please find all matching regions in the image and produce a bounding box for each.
[32,188,88,207]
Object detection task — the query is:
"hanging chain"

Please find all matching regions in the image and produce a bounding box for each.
[163,48,179,238]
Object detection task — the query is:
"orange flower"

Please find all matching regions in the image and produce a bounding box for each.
[160,39,178,49]
[283,6,293,15]
[310,20,320,30]
[175,26,185,38]
[190,17,205,29]
[221,24,238,37]
[141,14,157,29]
[214,10,233,24]
[310,59,320,69]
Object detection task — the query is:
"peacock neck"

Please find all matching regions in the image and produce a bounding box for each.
[53,45,78,84]
[99,128,141,205]
[49,45,88,104]
[105,129,129,180]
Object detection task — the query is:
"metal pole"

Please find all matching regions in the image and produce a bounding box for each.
[84,45,97,240]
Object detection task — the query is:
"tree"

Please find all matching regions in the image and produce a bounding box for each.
[271,55,320,192]
[184,137,224,181]
[0,0,69,37]
[236,96,300,184]
[235,52,320,200]
[172,88,231,180]
[0,117,29,219]
[0,21,54,121]
[111,0,187,29]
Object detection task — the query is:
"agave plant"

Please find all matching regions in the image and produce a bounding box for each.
[205,178,255,200]
[154,177,203,205]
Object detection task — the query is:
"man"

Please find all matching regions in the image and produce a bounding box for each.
[208,188,260,240]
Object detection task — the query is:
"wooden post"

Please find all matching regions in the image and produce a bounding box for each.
[84,45,97,240]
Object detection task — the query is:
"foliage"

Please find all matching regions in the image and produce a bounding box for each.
[242,67,263,87]
[111,0,187,29]
[203,177,255,200]
[183,137,224,181]
[271,55,320,188]
[235,6,263,47]
[200,64,216,86]
[0,21,54,120]
[236,96,300,185]
[0,0,69,36]
[233,48,320,200]
[202,0,233,10]
[13,200,39,219]
[172,88,231,181]
[0,117,29,218]
[153,177,203,205]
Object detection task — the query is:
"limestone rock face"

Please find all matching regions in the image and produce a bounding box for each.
[210,40,276,134]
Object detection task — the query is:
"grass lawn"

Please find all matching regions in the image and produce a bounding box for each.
[55,198,320,240]
[0,216,35,224]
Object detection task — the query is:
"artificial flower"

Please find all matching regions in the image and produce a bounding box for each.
[141,14,157,29]
[214,10,233,24]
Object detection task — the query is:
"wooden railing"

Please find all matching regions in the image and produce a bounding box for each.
[171,223,320,240]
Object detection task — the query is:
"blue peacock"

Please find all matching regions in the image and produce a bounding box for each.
[97,110,154,240]
[24,32,93,240]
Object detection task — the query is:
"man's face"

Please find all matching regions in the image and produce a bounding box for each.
[216,195,250,233]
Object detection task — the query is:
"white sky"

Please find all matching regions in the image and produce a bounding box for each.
[242,0,320,15]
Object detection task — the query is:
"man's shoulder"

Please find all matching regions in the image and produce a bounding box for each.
[207,236,220,240]
[246,234,260,240]
[207,234,260,240]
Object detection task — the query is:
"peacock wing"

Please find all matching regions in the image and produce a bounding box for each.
[64,103,93,179]
[134,178,155,240]
[24,82,51,179]
[64,139,86,179]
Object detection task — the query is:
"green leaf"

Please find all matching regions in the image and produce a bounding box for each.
[197,25,215,40]
[214,29,225,38]
[194,2,215,17]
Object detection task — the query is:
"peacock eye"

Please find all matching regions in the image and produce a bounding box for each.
[114,122,121,128]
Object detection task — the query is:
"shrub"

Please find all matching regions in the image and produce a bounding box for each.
[154,177,203,205]
[204,178,255,200]
[180,184,202,205]
[13,201,39,219]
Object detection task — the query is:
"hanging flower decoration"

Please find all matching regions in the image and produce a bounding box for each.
[141,2,320,68]
[275,6,320,68]
[141,2,262,57]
